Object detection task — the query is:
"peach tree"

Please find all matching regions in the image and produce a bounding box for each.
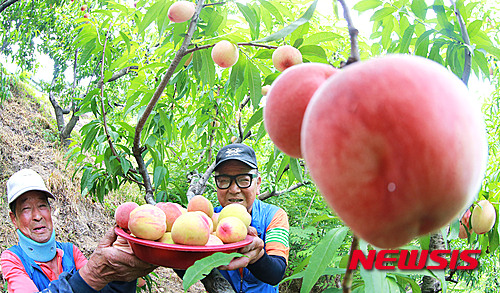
[2,0,500,292]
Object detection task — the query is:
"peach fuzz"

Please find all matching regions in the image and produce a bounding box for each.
[264,63,338,158]
[206,234,224,246]
[115,202,139,230]
[171,212,211,245]
[128,204,167,241]
[156,202,185,231]
[272,45,302,72]
[301,54,488,248]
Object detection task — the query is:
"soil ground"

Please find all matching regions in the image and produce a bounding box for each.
[0,80,206,292]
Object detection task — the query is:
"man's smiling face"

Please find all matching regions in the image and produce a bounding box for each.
[10,191,53,243]
[214,160,261,214]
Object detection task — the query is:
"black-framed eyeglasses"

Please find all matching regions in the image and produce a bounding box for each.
[214,173,256,189]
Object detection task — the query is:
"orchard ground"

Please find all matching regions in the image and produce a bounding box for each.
[0,79,206,292]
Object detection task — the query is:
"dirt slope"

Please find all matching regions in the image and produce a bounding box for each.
[0,80,205,292]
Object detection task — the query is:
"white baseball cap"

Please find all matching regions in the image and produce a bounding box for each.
[7,169,55,205]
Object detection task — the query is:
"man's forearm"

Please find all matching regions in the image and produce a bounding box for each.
[246,253,287,285]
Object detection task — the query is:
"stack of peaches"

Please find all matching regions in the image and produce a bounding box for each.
[115,195,250,246]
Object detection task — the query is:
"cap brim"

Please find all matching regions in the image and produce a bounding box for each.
[8,187,55,205]
[214,158,258,170]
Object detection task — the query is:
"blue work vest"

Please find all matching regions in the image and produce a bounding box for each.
[215,199,281,293]
[8,242,76,291]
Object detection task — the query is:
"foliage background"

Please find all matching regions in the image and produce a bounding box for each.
[1,0,500,291]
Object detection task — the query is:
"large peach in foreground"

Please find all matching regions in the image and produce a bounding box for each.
[301,54,488,248]
[128,204,167,241]
[264,63,338,158]
[471,200,496,235]
[272,45,302,72]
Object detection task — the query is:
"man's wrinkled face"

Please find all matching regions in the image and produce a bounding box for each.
[214,160,261,213]
[10,191,53,243]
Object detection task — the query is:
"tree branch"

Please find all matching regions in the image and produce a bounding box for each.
[337,0,360,65]
[0,0,20,13]
[342,235,359,293]
[258,181,310,201]
[450,0,471,85]
[133,0,205,204]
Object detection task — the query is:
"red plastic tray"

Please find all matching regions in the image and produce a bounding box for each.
[115,227,253,269]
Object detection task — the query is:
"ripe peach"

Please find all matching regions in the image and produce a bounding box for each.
[458,209,472,239]
[218,203,251,228]
[471,200,496,235]
[167,1,195,23]
[194,211,214,232]
[115,202,139,230]
[211,40,239,68]
[230,136,237,143]
[158,232,175,244]
[216,217,247,244]
[128,204,167,240]
[212,212,220,228]
[206,234,224,246]
[83,13,89,18]
[156,202,185,232]
[301,54,488,248]
[171,212,211,245]
[187,195,214,218]
[264,63,338,158]
[80,4,87,11]
[272,45,302,72]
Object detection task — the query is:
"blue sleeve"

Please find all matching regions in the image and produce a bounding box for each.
[246,252,286,286]
[40,270,136,293]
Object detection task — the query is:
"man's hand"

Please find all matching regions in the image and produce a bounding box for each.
[219,226,264,271]
[79,227,157,290]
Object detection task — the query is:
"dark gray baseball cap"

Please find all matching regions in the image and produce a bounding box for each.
[214,143,258,170]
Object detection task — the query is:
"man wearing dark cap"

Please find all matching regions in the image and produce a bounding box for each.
[2,169,155,292]
[213,143,290,293]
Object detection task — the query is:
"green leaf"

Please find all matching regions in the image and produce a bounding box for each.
[473,49,489,78]
[353,0,382,12]
[370,7,397,22]
[203,10,224,36]
[253,0,318,43]
[138,0,163,35]
[183,252,243,291]
[258,0,283,23]
[411,0,428,19]
[433,5,453,30]
[360,267,388,292]
[119,31,131,55]
[253,50,273,59]
[415,29,435,57]
[245,60,262,107]
[236,3,259,40]
[467,20,482,37]
[299,45,327,62]
[302,32,342,46]
[300,227,348,293]
[289,158,303,182]
[243,107,264,138]
[399,25,415,53]
[229,56,246,93]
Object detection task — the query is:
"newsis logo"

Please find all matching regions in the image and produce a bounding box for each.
[348,249,481,270]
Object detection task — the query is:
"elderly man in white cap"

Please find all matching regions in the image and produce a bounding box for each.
[2,169,155,292]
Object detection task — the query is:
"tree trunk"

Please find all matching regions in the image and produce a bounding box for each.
[421,232,445,293]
